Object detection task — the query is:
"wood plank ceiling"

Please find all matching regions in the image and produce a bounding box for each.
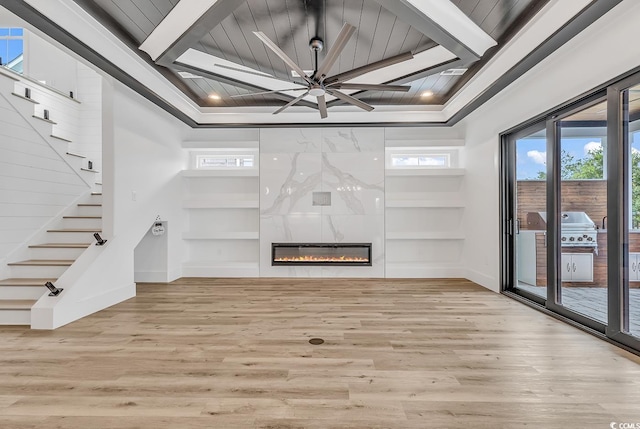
[76,0,547,108]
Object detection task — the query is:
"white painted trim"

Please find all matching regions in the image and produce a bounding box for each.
[134,271,168,283]
[405,0,496,56]
[465,268,499,293]
[23,0,201,121]
[138,0,219,61]
[443,0,593,119]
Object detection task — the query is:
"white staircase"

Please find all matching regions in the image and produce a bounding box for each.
[0,69,103,326]
[0,192,102,325]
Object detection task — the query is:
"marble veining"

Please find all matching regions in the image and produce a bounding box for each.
[325,216,345,242]
[322,153,384,215]
[324,129,361,152]
[261,153,322,215]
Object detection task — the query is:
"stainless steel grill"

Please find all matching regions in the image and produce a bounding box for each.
[526,211,598,252]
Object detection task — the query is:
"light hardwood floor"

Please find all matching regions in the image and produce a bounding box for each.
[1,278,639,428]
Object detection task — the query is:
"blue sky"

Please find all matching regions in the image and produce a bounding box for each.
[516,132,640,180]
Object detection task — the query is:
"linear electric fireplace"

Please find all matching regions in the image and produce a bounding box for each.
[272,243,372,266]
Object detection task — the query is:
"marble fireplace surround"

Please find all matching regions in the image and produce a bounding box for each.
[259,128,385,278]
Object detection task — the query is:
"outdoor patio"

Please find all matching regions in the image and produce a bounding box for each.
[516,284,640,337]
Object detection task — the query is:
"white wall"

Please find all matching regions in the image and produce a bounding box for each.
[0,74,88,266]
[459,0,640,292]
[32,78,187,328]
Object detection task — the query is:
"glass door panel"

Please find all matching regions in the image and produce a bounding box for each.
[624,83,640,338]
[558,100,608,323]
[514,127,547,299]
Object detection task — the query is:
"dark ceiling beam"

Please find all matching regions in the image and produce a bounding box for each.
[70,0,203,106]
[0,0,199,127]
[172,62,317,109]
[446,0,623,126]
[153,0,245,67]
[371,0,480,63]
[326,58,465,108]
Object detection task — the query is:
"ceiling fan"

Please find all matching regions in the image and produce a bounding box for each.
[229,23,414,119]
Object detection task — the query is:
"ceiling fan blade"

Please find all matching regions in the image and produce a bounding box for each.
[253,31,313,84]
[230,88,307,98]
[317,95,328,119]
[273,90,310,115]
[314,23,356,81]
[327,89,374,112]
[328,83,410,92]
[324,51,414,85]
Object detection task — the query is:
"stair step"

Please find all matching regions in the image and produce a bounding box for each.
[51,134,72,142]
[66,152,85,158]
[77,204,102,207]
[81,168,100,173]
[7,260,74,267]
[0,278,55,286]
[28,243,90,249]
[63,216,102,219]
[11,92,39,104]
[0,300,36,310]
[32,115,57,125]
[91,192,102,196]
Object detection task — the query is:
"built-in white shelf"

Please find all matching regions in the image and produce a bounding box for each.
[385,200,465,208]
[385,139,465,148]
[181,261,259,277]
[386,231,465,240]
[181,169,258,177]
[385,262,463,278]
[182,231,259,240]
[385,168,465,177]
[182,199,259,209]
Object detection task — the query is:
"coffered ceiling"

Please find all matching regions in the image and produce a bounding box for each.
[0,0,620,127]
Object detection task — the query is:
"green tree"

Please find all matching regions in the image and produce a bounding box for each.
[536,146,640,227]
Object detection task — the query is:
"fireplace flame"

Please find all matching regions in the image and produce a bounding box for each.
[274,255,369,263]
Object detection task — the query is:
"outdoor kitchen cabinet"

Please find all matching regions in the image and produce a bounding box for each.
[630,253,640,281]
[561,253,593,282]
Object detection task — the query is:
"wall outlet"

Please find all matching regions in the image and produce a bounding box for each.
[131,190,137,201]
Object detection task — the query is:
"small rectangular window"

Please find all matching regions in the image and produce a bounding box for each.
[390,154,450,168]
[196,154,255,169]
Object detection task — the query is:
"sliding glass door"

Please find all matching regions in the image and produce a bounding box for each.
[502,70,640,352]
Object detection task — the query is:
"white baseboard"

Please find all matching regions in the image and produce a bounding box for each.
[134,271,167,283]
[465,268,499,292]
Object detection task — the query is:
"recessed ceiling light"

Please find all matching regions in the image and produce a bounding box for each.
[421,91,434,98]
[208,94,221,100]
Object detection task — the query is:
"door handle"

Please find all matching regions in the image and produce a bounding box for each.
[572,262,577,272]
[567,262,571,273]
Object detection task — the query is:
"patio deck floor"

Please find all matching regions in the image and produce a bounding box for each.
[516,284,640,337]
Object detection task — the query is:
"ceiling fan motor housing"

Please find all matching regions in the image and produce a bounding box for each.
[309,37,324,52]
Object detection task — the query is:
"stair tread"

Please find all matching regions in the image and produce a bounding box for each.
[32,115,57,125]
[91,192,102,195]
[77,203,102,207]
[62,216,102,219]
[51,135,72,142]
[8,260,74,266]
[0,278,55,286]
[47,228,101,232]
[80,168,100,173]
[29,243,90,248]
[11,93,39,104]
[0,300,37,310]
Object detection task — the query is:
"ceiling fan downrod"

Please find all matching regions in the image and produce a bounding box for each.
[309,37,323,79]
